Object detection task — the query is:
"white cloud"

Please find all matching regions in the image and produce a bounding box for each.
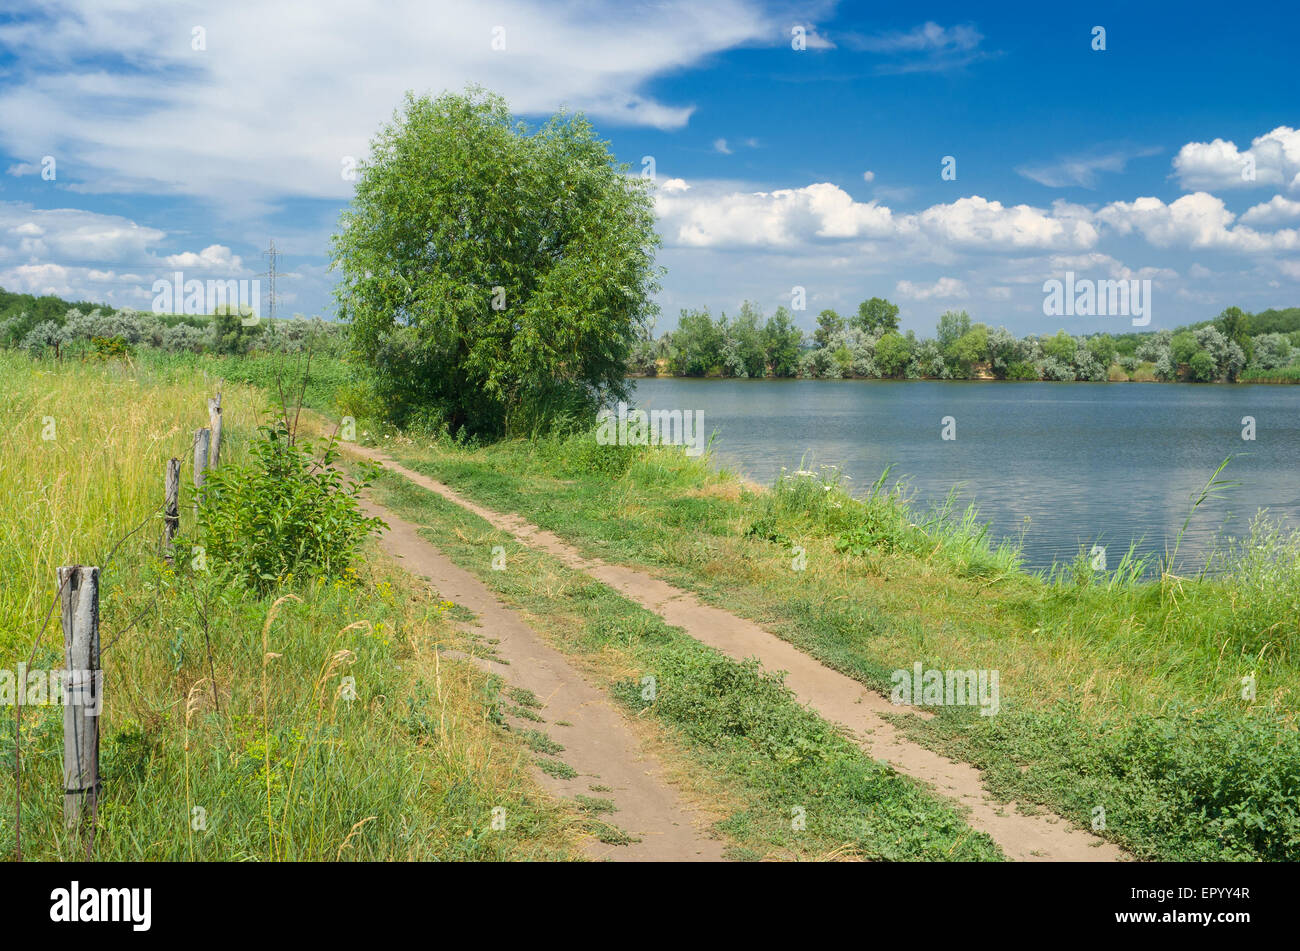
[1096,192,1300,252]
[1239,195,1300,228]
[656,181,898,247]
[0,200,263,308]
[896,277,967,300]
[914,196,1098,252]
[862,170,875,183]
[0,0,771,207]
[0,202,165,264]
[713,138,733,155]
[656,183,1104,253]
[1172,126,1300,191]
[163,245,243,270]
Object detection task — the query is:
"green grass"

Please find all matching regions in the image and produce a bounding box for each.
[1240,364,1300,383]
[364,467,1004,861]
[0,354,582,861]
[364,427,1300,861]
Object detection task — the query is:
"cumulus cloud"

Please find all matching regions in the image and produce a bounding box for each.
[896,277,967,300]
[656,183,1107,253]
[163,245,243,270]
[1239,195,1300,228]
[0,200,260,306]
[0,202,165,264]
[914,196,1098,252]
[1172,126,1300,192]
[656,181,898,247]
[1096,192,1300,252]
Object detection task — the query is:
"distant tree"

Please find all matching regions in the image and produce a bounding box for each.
[212,304,266,354]
[728,304,769,377]
[1041,329,1076,363]
[936,310,972,354]
[986,326,1023,379]
[874,330,912,378]
[1194,326,1245,381]
[763,306,804,377]
[1086,334,1118,370]
[669,308,722,376]
[854,297,900,335]
[949,324,990,377]
[1170,330,1199,366]
[814,308,845,348]
[1188,349,1217,382]
[1252,332,1293,370]
[1215,305,1253,365]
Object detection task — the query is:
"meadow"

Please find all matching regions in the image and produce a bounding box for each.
[0,352,581,860]
[5,346,1297,861]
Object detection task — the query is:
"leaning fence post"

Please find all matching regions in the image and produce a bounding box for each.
[163,457,181,561]
[59,565,101,833]
[207,392,223,469]
[193,428,210,514]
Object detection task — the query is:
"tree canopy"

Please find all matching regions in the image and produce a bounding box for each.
[332,87,660,435]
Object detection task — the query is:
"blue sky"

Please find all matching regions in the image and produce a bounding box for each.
[1,0,1298,337]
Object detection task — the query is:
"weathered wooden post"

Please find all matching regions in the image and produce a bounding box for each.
[207,392,223,469]
[163,457,181,561]
[193,428,210,514]
[59,565,101,832]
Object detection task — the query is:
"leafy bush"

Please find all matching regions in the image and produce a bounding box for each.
[195,423,386,590]
[1188,349,1217,382]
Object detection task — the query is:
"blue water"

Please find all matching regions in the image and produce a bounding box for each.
[629,378,1300,572]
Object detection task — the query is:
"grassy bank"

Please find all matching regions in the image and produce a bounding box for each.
[364,427,1299,861]
[0,353,582,860]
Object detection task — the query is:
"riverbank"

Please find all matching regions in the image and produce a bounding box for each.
[352,423,1299,860]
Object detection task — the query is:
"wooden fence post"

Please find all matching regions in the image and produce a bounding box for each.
[207,392,223,469]
[59,565,101,833]
[163,457,180,561]
[193,428,210,514]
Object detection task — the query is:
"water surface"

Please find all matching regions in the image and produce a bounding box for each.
[629,378,1300,572]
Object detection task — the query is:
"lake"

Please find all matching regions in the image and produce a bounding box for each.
[628,377,1300,573]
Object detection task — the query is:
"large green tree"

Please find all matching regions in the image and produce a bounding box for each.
[332,88,659,435]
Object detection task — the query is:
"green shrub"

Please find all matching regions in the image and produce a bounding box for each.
[195,423,386,590]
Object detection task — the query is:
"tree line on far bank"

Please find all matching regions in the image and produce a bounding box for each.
[0,289,346,359]
[630,299,1300,384]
